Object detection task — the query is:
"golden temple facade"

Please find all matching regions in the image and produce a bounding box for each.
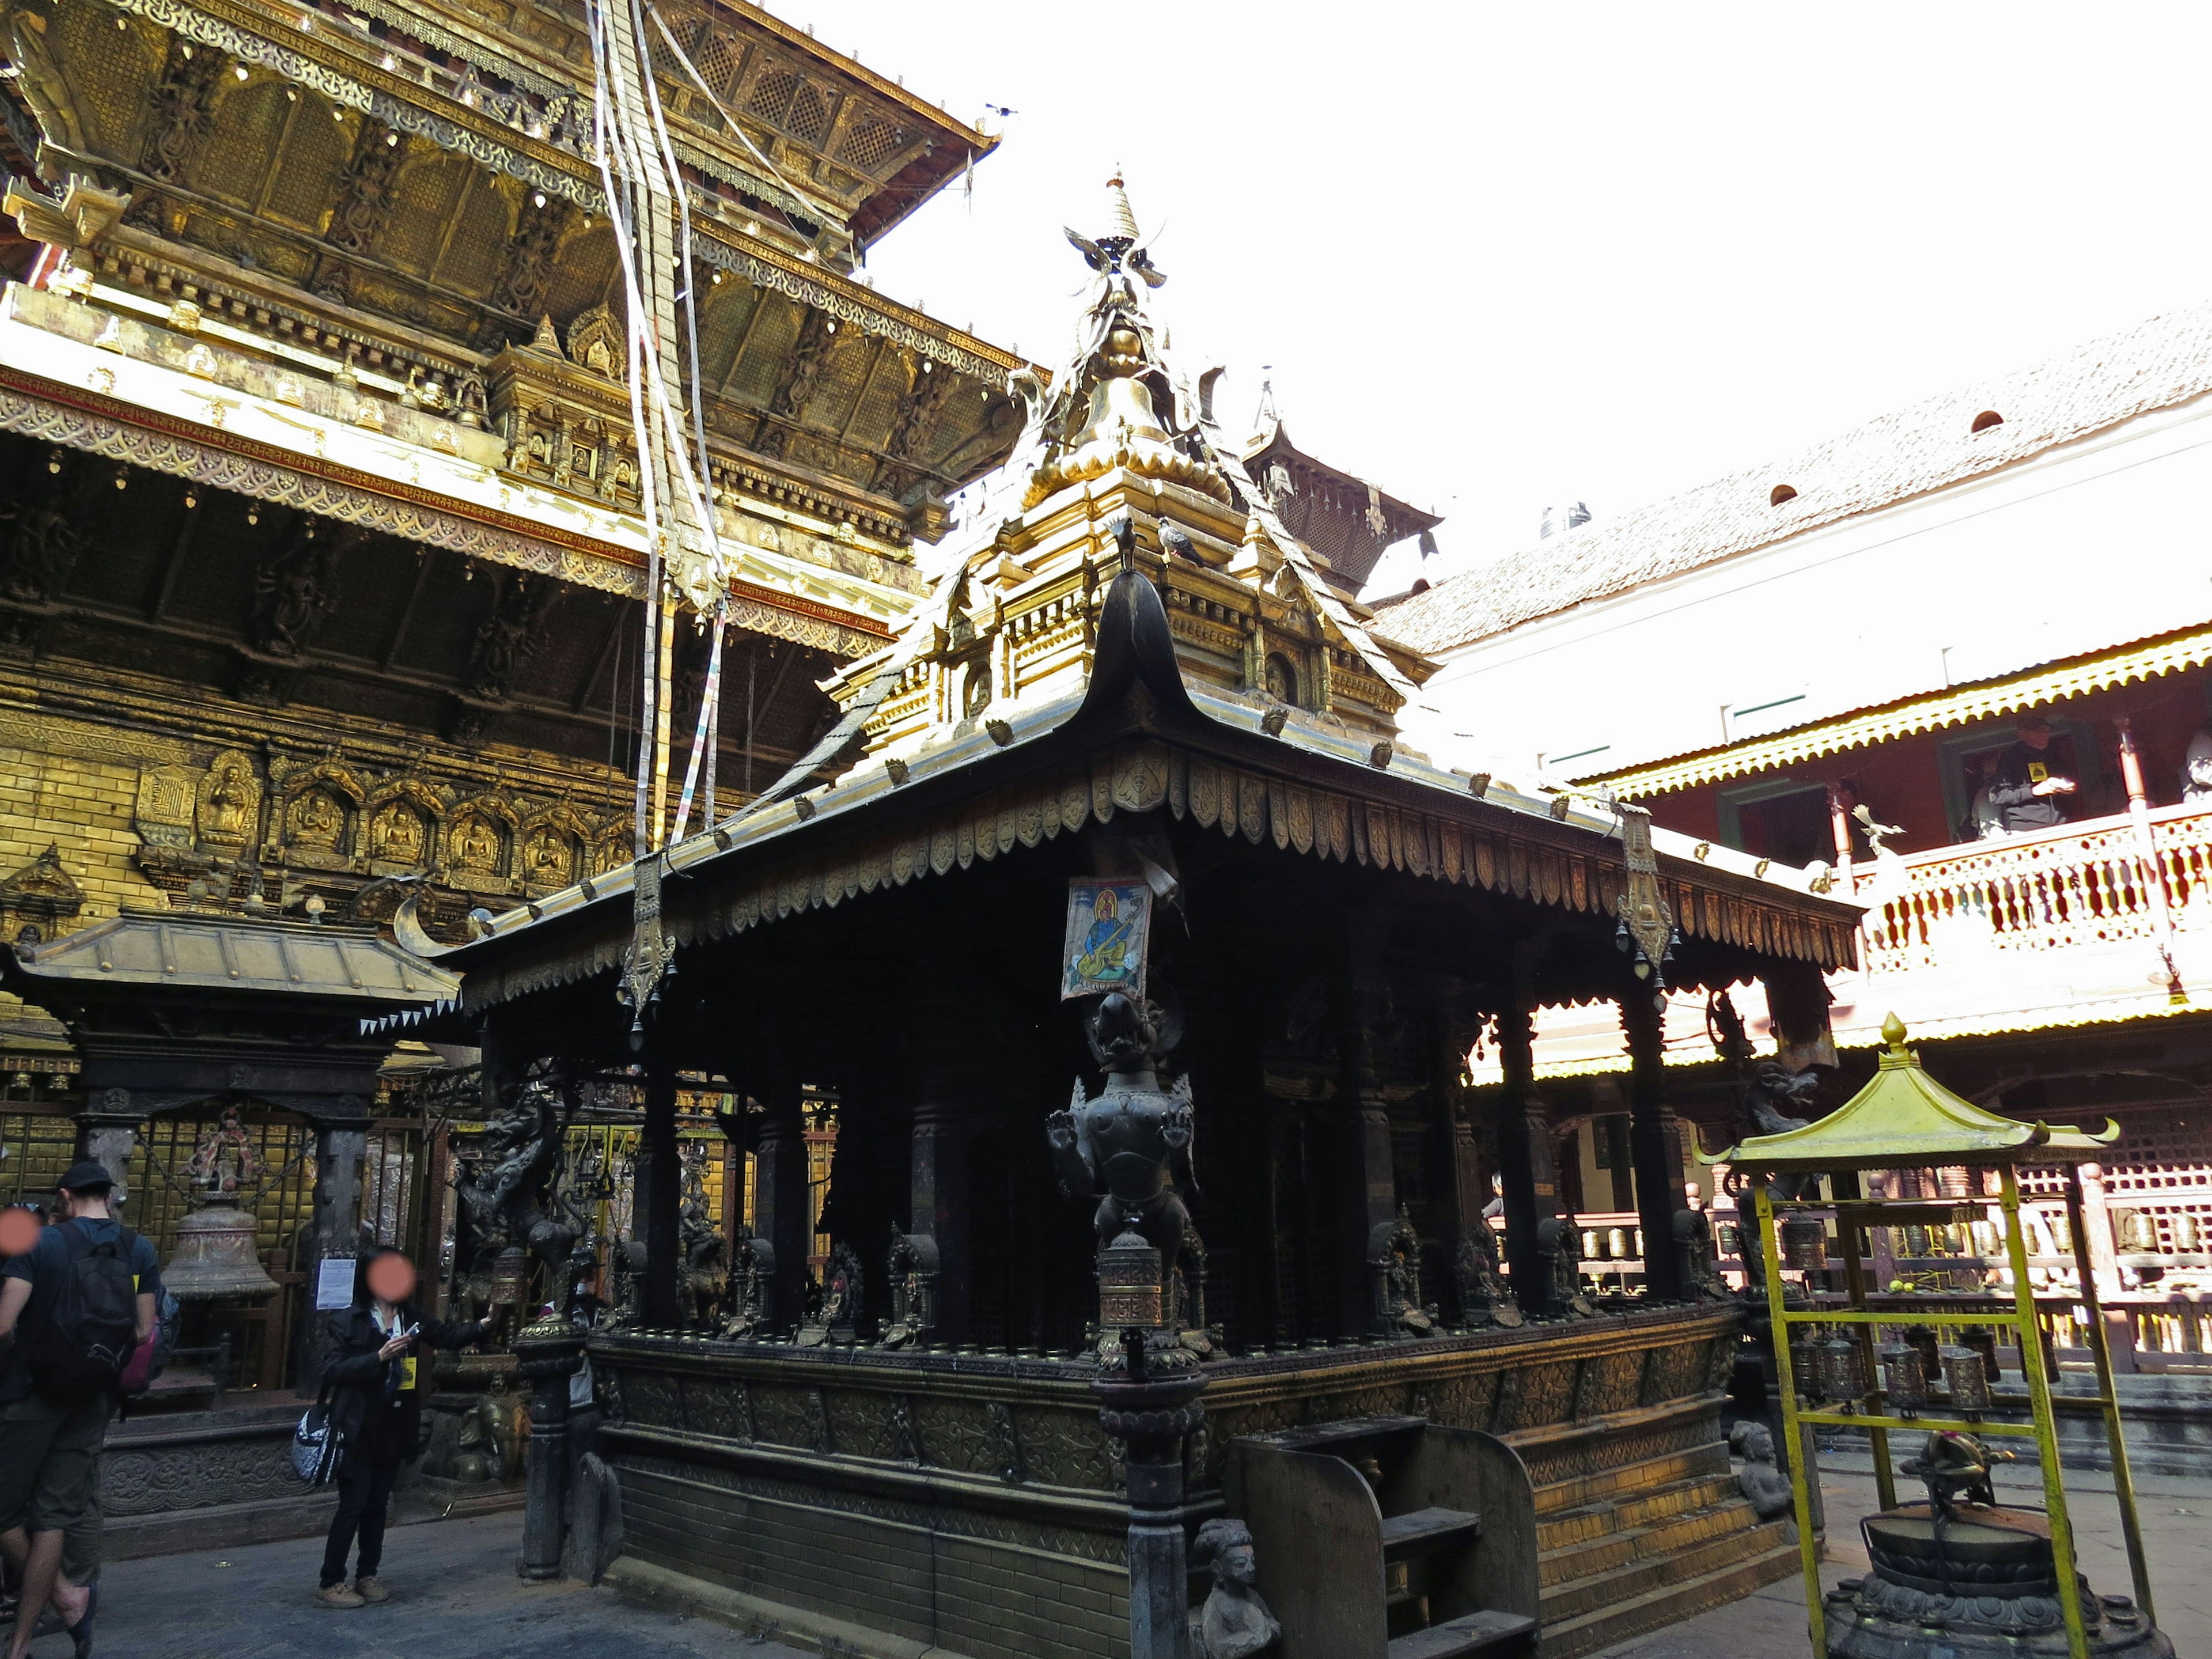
[0,0,1022,958]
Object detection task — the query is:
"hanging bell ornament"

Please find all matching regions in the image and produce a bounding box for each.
[1940,1343,1993,1410]
[1779,1217,1828,1272]
[1819,1333,1866,1405]
[1880,1340,1929,1412]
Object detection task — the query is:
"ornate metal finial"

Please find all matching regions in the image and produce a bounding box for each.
[1063,171,1164,290]
[1881,1011,1908,1048]
[1103,168,1141,243]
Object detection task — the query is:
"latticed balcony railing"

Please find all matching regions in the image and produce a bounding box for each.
[1859,800,2212,975]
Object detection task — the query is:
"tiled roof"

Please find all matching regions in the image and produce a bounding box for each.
[1374,302,2212,655]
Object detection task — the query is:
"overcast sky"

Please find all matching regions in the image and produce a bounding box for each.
[767,2,2212,590]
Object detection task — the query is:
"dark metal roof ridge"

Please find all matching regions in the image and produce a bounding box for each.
[429,566,1857,988]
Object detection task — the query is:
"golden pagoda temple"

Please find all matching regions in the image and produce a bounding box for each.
[395,172,1868,1658]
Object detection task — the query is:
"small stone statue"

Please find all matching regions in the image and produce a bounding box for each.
[1453,1222,1522,1328]
[1535,1215,1598,1317]
[1729,1419,1794,1521]
[1189,1518,1280,1659]
[1673,1207,1731,1302]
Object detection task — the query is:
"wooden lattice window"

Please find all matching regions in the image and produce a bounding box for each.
[840,113,908,173]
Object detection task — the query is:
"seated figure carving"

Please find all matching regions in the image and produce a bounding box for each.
[1190,1518,1279,1658]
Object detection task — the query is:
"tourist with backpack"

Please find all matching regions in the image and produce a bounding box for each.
[0,1162,160,1659]
[313,1248,490,1609]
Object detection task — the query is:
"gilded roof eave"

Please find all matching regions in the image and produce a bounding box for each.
[0,284,912,656]
[1581,619,2212,796]
[385,568,1868,1029]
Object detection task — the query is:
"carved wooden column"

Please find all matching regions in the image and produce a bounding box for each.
[1336,922,1400,1336]
[1491,992,1556,1314]
[751,1086,809,1332]
[634,1055,680,1327]
[1620,991,1685,1301]
[1435,1006,1490,1321]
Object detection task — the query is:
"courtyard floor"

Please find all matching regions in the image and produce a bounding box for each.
[1590,1459,2212,1658]
[26,1459,2208,1659]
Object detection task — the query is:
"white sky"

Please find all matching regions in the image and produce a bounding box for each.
[768,2,2212,589]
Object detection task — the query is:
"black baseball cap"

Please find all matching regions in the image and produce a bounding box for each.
[55,1161,115,1195]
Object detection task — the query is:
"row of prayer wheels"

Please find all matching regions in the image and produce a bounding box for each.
[1794,1323,2003,1412]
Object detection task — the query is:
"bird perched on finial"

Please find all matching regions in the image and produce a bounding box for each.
[1853,801,1906,855]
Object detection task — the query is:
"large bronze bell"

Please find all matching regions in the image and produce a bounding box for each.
[164,1200,279,1302]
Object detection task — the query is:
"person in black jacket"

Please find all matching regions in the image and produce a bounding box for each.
[1983,715,2078,835]
[314,1249,490,1608]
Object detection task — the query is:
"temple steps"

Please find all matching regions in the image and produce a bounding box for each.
[1531,1443,1730,1517]
[1540,1491,1766,1593]
[1540,1509,1785,1623]
[1537,1528,1798,1658]
[1535,1471,1744,1555]
[1525,1440,1798,1657]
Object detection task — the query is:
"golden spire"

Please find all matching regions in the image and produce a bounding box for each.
[1103,168,1140,243]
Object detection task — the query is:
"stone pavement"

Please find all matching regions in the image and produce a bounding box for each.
[36,1508,812,1659]
[1590,1461,2212,1658]
[37,1461,2212,1659]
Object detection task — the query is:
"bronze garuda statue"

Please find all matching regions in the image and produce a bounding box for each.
[1047,993,1201,1287]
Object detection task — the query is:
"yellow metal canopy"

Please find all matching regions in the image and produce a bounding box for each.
[1710,1013,2118,1171]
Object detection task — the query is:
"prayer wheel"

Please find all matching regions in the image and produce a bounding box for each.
[1097,1228,1165,1331]
[1818,1332,1865,1403]
[1940,1343,1992,1410]
[1959,1324,2001,1384]
[490,1245,530,1306]
[1791,1330,1827,1400]
[1878,1340,1928,1412]
[163,1200,279,1302]
[1779,1217,1828,1272]
[1902,1323,1940,1381]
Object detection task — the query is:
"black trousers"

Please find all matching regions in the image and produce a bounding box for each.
[319,1455,400,1587]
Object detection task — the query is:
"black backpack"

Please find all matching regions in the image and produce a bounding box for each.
[27,1222,141,1398]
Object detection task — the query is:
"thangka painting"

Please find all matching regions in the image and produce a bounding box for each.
[1062,879,1150,1000]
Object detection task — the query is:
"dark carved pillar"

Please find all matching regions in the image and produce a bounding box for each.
[1620,991,1685,1301]
[635,1057,680,1327]
[910,1080,968,1344]
[1338,923,1400,1336]
[1095,1355,1206,1659]
[297,1116,368,1391]
[1491,993,1557,1314]
[1440,1013,1485,1264]
[512,1315,586,1581]
[752,1088,808,1331]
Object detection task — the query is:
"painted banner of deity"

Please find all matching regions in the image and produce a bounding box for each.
[1061,879,1150,1000]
